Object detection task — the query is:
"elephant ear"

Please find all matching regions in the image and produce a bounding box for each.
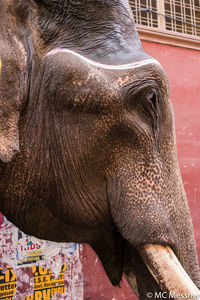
[0,55,21,163]
[0,1,31,163]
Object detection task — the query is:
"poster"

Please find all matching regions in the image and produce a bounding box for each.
[16,233,46,266]
[0,215,83,299]
[15,230,78,268]
[0,266,16,300]
[26,265,66,300]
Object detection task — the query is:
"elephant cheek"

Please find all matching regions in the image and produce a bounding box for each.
[106,175,176,247]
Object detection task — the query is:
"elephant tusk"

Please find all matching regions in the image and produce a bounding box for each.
[138,244,200,300]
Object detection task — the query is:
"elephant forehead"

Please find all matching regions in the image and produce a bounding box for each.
[46,48,168,97]
[45,51,117,97]
[46,48,160,70]
[43,52,121,113]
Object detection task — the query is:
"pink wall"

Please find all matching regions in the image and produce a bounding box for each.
[82,42,200,299]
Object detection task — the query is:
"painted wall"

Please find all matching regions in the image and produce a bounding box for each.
[81,42,200,299]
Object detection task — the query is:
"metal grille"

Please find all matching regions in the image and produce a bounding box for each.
[129,0,200,37]
[129,0,158,27]
[165,0,200,36]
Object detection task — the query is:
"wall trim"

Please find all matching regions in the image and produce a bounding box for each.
[137,25,200,51]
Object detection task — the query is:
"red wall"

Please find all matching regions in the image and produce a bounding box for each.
[82,42,200,299]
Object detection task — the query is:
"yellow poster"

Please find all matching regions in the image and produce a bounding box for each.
[0,266,16,299]
[26,265,66,300]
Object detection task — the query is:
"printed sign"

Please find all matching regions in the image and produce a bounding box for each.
[0,266,16,300]
[26,265,66,300]
[16,234,46,266]
[15,230,78,267]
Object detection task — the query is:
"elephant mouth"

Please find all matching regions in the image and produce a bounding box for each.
[136,244,200,299]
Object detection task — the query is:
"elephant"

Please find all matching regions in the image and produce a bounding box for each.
[0,0,200,299]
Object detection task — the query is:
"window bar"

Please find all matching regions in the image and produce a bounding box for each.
[149,0,153,27]
[186,0,190,34]
[191,0,197,35]
[157,0,166,29]
[135,0,138,25]
[132,1,136,24]
[195,1,198,36]
[169,0,173,30]
[149,0,152,26]
[169,0,173,31]
[183,0,187,34]
[148,0,151,27]
[190,0,194,35]
[180,0,185,33]
[138,0,142,25]
[144,0,147,26]
[173,0,177,32]
[150,0,153,27]
[196,1,200,36]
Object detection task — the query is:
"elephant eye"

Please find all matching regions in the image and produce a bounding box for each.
[122,82,161,141]
[122,81,161,130]
[143,88,159,140]
[147,90,157,112]
[122,80,159,114]
[143,88,159,124]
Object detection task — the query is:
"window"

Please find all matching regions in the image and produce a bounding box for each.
[129,0,158,28]
[129,0,200,37]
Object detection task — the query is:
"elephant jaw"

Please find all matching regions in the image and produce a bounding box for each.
[138,244,200,300]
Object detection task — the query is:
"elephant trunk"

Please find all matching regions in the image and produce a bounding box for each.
[106,155,200,298]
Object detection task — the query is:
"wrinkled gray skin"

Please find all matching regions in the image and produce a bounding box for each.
[0,1,199,299]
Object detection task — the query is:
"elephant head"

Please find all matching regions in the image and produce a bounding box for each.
[0,1,200,299]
